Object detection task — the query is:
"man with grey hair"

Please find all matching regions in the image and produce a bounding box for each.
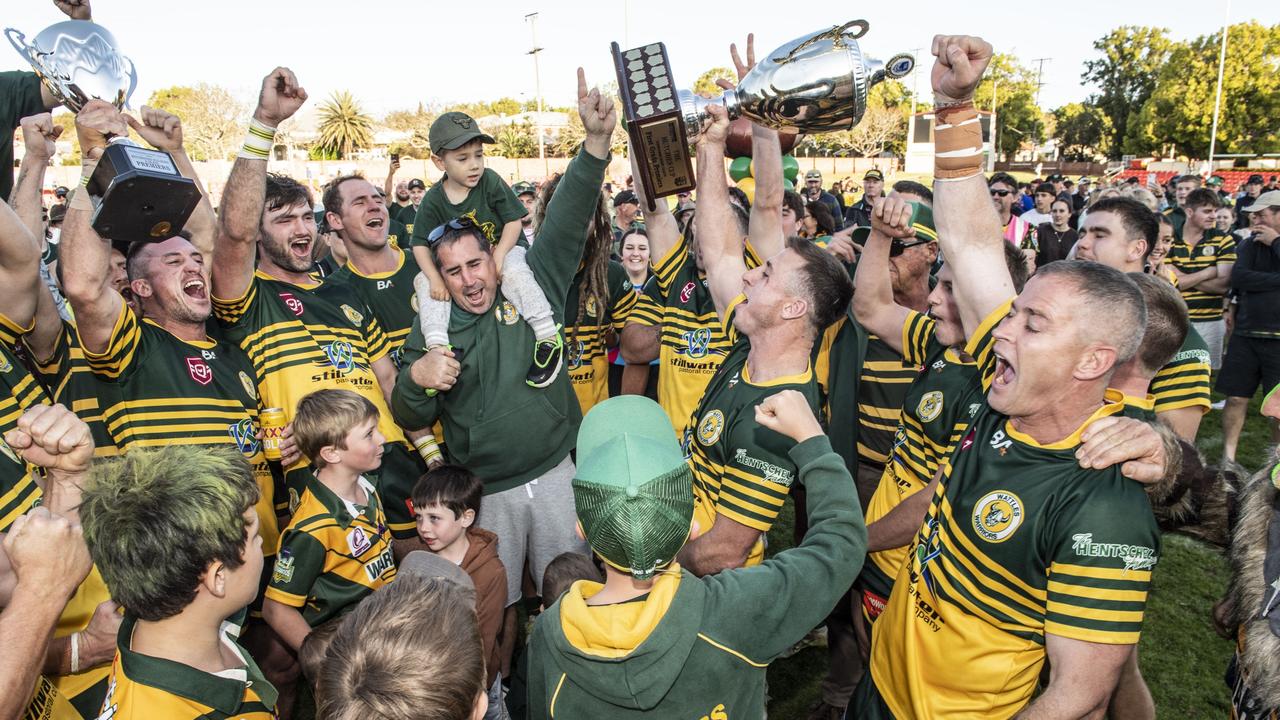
[856,34,1164,720]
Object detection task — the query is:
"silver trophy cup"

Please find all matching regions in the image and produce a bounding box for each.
[613,20,914,207]
[7,20,199,243]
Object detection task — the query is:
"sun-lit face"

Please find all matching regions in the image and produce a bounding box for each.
[863,177,883,199]
[415,502,473,554]
[331,179,390,253]
[781,204,804,236]
[435,232,499,314]
[734,248,803,337]
[990,182,1016,216]
[1050,201,1071,227]
[409,186,426,204]
[1075,210,1145,271]
[1252,206,1280,234]
[1175,180,1198,206]
[394,181,410,203]
[1034,191,1055,212]
[1186,203,1217,231]
[1150,222,1174,263]
[620,233,649,278]
[1214,207,1234,232]
[432,140,485,189]
[109,248,128,294]
[335,417,385,474]
[259,200,317,274]
[615,201,639,227]
[927,264,965,348]
[519,193,536,225]
[130,236,210,324]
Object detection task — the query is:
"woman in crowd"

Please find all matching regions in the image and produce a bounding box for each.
[618,228,649,289]
[1147,214,1178,285]
[1036,198,1077,266]
[803,200,836,245]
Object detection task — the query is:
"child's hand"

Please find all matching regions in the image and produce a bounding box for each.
[754,390,824,443]
[492,247,509,272]
[430,286,449,302]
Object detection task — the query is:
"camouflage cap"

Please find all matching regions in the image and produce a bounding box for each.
[429,111,496,155]
[512,181,536,197]
[572,396,693,580]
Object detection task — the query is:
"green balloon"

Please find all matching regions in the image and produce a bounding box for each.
[782,155,800,183]
[729,156,752,182]
[783,178,795,191]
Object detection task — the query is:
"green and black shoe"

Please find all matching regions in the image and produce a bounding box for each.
[526,328,564,388]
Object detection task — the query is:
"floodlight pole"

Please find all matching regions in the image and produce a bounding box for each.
[525,12,546,172]
[1207,0,1231,171]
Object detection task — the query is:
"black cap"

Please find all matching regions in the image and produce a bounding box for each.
[407,179,426,190]
[54,186,69,198]
[48,205,66,223]
[1248,174,1265,185]
[1035,182,1056,195]
[613,190,639,207]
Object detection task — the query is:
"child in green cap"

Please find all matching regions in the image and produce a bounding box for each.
[526,393,867,719]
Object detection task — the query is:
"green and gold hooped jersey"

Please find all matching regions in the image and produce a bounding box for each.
[23,567,113,720]
[868,301,1161,720]
[853,334,920,469]
[565,260,636,416]
[265,473,396,627]
[96,613,277,720]
[1167,230,1236,320]
[628,234,761,433]
[212,271,405,454]
[861,312,981,605]
[1149,325,1212,415]
[26,322,119,458]
[79,305,279,556]
[326,248,421,369]
[0,314,51,532]
[681,296,819,567]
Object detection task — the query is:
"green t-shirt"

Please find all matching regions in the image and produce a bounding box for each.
[389,202,418,230]
[0,71,47,201]
[326,248,421,369]
[410,168,526,247]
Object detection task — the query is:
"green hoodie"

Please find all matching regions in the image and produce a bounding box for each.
[526,435,867,719]
[390,148,607,494]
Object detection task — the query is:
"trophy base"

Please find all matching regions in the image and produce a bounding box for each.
[87,142,201,243]
[612,41,695,211]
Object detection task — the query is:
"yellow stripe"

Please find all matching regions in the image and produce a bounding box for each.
[1047,599,1146,623]
[550,672,567,717]
[697,633,768,667]
[938,495,1045,601]
[1050,562,1152,583]
[263,587,307,607]
[1046,580,1148,603]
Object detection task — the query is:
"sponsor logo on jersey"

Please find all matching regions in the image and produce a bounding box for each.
[1070,533,1158,572]
[347,526,372,556]
[341,304,364,326]
[680,281,696,304]
[239,371,257,401]
[495,301,519,325]
[968,403,982,417]
[931,359,946,371]
[567,340,584,369]
[228,418,261,456]
[917,391,944,423]
[201,349,217,360]
[697,409,725,446]
[363,547,395,581]
[0,354,11,373]
[323,341,355,374]
[677,327,713,359]
[726,371,740,389]
[1171,348,1211,365]
[186,357,213,385]
[733,448,794,486]
[279,292,305,316]
[972,490,1024,543]
[913,515,945,610]
[273,548,295,584]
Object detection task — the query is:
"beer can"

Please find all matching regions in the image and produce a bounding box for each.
[260,407,286,461]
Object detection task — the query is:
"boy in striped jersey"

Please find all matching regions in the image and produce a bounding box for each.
[81,446,276,720]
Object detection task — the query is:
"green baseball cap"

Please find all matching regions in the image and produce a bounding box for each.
[512,181,536,197]
[573,396,694,580]
[429,112,496,155]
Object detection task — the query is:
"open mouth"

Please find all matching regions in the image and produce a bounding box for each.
[183,278,208,300]
[993,351,1016,388]
[365,217,385,229]
[289,238,312,259]
[463,286,485,305]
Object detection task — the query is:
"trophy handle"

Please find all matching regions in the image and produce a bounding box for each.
[119,53,138,109]
[5,28,33,60]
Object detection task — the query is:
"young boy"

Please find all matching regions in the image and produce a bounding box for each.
[79,445,277,718]
[263,389,397,651]
[526,394,866,719]
[413,465,508,719]
[410,111,564,389]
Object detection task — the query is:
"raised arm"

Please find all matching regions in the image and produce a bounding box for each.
[852,196,917,353]
[58,102,129,354]
[125,106,217,258]
[383,156,399,201]
[694,105,748,319]
[627,143,678,261]
[721,35,785,259]
[10,115,63,360]
[929,35,1015,336]
[0,200,42,331]
[213,68,307,301]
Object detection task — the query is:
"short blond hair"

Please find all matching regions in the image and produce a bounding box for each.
[293,389,378,469]
[317,574,485,720]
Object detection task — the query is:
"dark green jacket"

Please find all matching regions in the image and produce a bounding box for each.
[390,149,607,493]
[526,436,867,719]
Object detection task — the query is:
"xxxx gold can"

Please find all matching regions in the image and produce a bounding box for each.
[260,408,286,461]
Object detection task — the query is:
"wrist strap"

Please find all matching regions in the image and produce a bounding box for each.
[933,101,984,181]
[413,435,442,465]
[70,632,81,674]
[238,118,277,160]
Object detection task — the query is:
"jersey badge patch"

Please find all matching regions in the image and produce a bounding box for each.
[678,327,713,359]
[341,304,364,326]
[272,549,295,584]
[239,371,257,400]
[348,527,372,556]
[0,354,13,373]
[697,410,725,446]
[279,292,305,317]
[973,490,1024,543]
[186,357,213,385]
[228,418,260,456]
[680,281,696,304]
[496,301,519,325]
[917,391,944,422]
[567,340,584,370]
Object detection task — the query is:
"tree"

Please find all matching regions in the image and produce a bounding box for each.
[1130,22,1280,158]
[972,53,1041,158]
[693,67,735,98]
[809,81,912,157]
[1052,102,1113,160]
[384,104,434,158]
[147,84,246,161]
[316,91,374,159]
[492,120,540,157]
[1081,26,1174,156]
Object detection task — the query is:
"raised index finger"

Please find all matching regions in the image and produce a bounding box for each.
[577,67,588,101]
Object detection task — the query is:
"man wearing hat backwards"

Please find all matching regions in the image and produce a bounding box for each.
[804,169,843,226]
[843,169,886,229]
[526,393,866,719]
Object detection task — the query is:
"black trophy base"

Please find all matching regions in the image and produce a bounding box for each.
[87,142,201,244]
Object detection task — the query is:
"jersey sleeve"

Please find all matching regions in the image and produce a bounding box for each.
[1043,479,1159,645]
[900,310,939,367]
[1216,234,1237,265]
[628,286,662,328]
[721,295,748,347]
[649,233,689,295]
[212,273,262,328]
[716,412,801,533]
[264,529,326,608]
[487,169,528,226]
[77,301,144,382]
[1149,341,1211,415]
[964,297,1015,391]
[607,265,638,331]
[364,313,390,363]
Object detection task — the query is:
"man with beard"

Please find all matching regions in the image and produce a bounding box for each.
[843,169,886,228]
[989,172,1037,255]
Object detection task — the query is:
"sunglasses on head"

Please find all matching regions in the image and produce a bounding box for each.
[426,216,480,247]
[990,189,1013,198]
[890,238,932,256]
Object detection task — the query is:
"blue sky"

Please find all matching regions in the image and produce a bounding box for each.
[5,0,1277,117]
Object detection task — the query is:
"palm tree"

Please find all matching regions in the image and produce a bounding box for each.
[316,91,373,159]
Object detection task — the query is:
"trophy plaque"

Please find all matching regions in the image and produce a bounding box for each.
[613,20,915,210]
[7,20,200,242]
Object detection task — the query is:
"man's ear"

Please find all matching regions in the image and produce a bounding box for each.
[1073,344,1118,382]
[326,210,345,233]
[130,278,153,300]
[781,296,809,322]
[470,688,488,720]
[431,155,446,172]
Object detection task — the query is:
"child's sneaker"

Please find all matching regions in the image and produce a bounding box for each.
[526,328,564,388]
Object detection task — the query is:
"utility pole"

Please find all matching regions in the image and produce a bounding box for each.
[525,12,546,173]
[907,47,923,145]
[1031,57,1050,160]
[1208,0,1231,172]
